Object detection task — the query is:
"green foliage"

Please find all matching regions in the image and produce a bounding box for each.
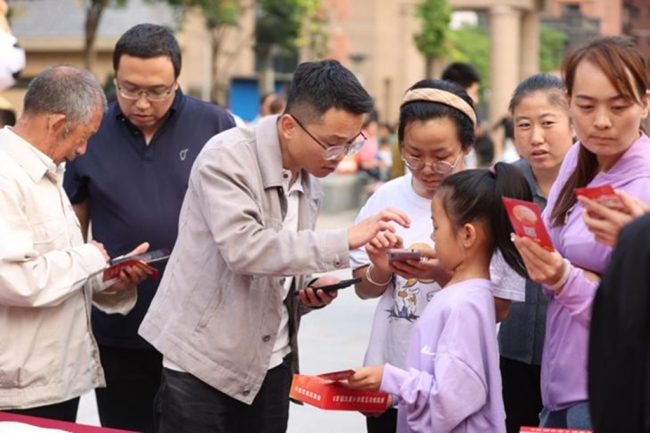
[413,0,452,59]
[539,25,565,73]
[448,23,567,99]
[161,0,243,28]
[257,0,322,50]
[448,25,490,93]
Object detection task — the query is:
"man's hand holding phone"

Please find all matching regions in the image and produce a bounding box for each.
[297,275,345,307]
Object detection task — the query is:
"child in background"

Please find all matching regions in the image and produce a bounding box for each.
[348,163,531,433]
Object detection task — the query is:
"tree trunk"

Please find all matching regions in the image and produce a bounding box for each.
[210,29,220,104]
[425,56,435,79]
[84,0,109,73]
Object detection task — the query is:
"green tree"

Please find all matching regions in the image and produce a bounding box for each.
[256,0,325,92]
[448,26,490,101]
[539,25,565,73]
[164,0,251,103]
[448,23,567,101]
[413,0,452,78]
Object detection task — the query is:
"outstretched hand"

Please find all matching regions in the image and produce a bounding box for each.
[348,208,411,250]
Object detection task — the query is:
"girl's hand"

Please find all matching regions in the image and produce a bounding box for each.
[389,249,453,286]
[366,232,403,274]
[347,366,384,392]
[579,191,649,247]
[512,235,567,290]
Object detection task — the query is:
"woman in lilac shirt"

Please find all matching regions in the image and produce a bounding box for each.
[512,36,650,429]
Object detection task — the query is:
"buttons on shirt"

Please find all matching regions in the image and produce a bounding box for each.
[280,277,286,285]
[262,335,271,342]
[242,389,251,396]
[283,173,289,179]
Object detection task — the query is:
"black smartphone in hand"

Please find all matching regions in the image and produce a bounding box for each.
[314,277,362,293]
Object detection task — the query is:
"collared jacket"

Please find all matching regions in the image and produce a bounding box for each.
[139,116,349,404]
[0,127,136,409]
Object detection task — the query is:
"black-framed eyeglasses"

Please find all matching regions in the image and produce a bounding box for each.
[291,114,367,161]
[116,81,176,102]
[401,151,463,175]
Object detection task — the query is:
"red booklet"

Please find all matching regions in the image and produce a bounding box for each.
[520,428,592,433]
[102,248,170,282]
[503,197,554,251]
[290,372,389,412]
[574,184,624,211]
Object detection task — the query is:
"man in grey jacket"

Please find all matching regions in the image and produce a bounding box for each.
[139,59,410,433]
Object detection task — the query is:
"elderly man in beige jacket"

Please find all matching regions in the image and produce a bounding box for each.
[0,65,150,422]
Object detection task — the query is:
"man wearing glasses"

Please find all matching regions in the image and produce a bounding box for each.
[139,59,410,433]
[63,24,235,433]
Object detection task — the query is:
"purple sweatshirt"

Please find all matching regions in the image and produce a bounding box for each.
[541,133,650,410]
[380,279,505,433]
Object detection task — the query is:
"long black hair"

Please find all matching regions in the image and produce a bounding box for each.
[436,162,533,278]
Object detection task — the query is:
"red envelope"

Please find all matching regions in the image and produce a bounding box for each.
[317,370,355,381]
[102,260,159,282]
[574,184,624,211]
[503,197,554,251]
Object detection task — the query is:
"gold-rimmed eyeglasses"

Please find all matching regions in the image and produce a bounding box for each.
[116,81,176,102]
[291,114,367,161]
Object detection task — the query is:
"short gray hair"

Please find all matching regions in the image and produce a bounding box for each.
[23,65,107,129]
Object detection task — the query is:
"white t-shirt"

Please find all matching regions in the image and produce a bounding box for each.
[350,173,524,368]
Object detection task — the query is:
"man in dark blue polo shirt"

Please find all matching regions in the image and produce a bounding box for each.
[64,24,235,433]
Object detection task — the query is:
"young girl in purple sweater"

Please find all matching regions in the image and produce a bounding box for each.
[348,163,531,433]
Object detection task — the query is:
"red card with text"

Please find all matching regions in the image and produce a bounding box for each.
[574,184,624,211]
[503,197,554,251]
[290,373,389,412]
[102,260,159,282]
[520,428,592,433]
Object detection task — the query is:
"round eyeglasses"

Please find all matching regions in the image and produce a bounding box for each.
[116,81,176,102]
[401,151,463,175]
[291,114,367,161]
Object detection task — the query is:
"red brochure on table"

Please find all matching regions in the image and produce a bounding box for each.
[503,197,554,251]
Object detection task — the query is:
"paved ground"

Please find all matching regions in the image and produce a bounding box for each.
[78,208,379,432]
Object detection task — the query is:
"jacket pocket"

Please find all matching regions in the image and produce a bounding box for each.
[30,217,67,251]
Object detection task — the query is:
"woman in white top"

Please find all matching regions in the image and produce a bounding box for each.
[350,79,524,433]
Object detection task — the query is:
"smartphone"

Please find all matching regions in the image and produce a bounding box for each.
[315,277,362,293]
[110,248,171,266]
[387,248,422,262]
